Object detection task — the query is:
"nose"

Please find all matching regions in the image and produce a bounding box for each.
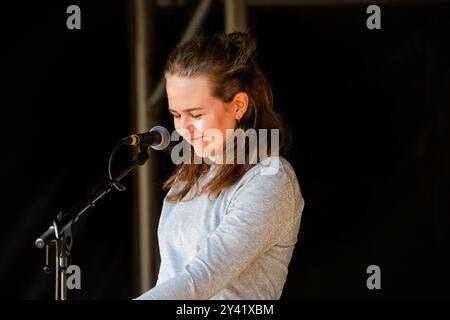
[176,115,195,137]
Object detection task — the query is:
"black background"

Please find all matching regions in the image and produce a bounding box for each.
[1,1,449,299]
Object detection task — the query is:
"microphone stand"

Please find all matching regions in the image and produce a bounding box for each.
[35,145,150,300]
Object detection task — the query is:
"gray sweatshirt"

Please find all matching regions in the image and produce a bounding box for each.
[135,156,305,300]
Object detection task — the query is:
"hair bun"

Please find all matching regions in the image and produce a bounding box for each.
[220,32,257,65]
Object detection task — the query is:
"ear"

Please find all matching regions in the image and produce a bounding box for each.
[232,92,249,120]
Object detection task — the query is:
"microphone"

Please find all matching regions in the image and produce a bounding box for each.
[121,126,170,150]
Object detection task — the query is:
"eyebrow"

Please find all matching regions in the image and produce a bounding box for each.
[168,107,203,113]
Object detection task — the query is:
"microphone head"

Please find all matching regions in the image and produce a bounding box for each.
[149,126,171,150]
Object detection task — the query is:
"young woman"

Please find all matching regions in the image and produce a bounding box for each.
[135,32,305,300]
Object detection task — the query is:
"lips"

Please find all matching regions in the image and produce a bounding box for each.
[190,136,203,142]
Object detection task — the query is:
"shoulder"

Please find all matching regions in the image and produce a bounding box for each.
[240,156,298,187]
[231,156,302,202]
[226,156,304,225]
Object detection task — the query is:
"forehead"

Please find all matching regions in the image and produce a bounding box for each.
[166,76,211,97]
[166,74,211,90]
[166,75,213,104]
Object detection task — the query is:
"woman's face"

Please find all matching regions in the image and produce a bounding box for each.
[166,75,239,159]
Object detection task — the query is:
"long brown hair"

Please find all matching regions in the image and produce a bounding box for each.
[162,32,291,202]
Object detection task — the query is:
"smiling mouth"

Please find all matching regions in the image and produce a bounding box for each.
[190,136,204,142]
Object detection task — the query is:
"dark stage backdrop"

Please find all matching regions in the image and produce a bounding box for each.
[1,1,449,299]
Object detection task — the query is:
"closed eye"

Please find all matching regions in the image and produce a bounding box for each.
[170,113,202,119]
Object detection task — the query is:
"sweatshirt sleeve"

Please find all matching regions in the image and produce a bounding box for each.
[135,164,299,300]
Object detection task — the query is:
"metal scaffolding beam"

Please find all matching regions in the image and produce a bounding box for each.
[131,0,160,295]
[225,0,248,33]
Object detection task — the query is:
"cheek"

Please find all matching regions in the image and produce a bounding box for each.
[212,114,235,133]
[192,117,215,134]
[199,114,225,130]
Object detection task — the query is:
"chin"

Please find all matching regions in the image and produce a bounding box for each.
[193,146,215,159]
[192,146,205,157]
